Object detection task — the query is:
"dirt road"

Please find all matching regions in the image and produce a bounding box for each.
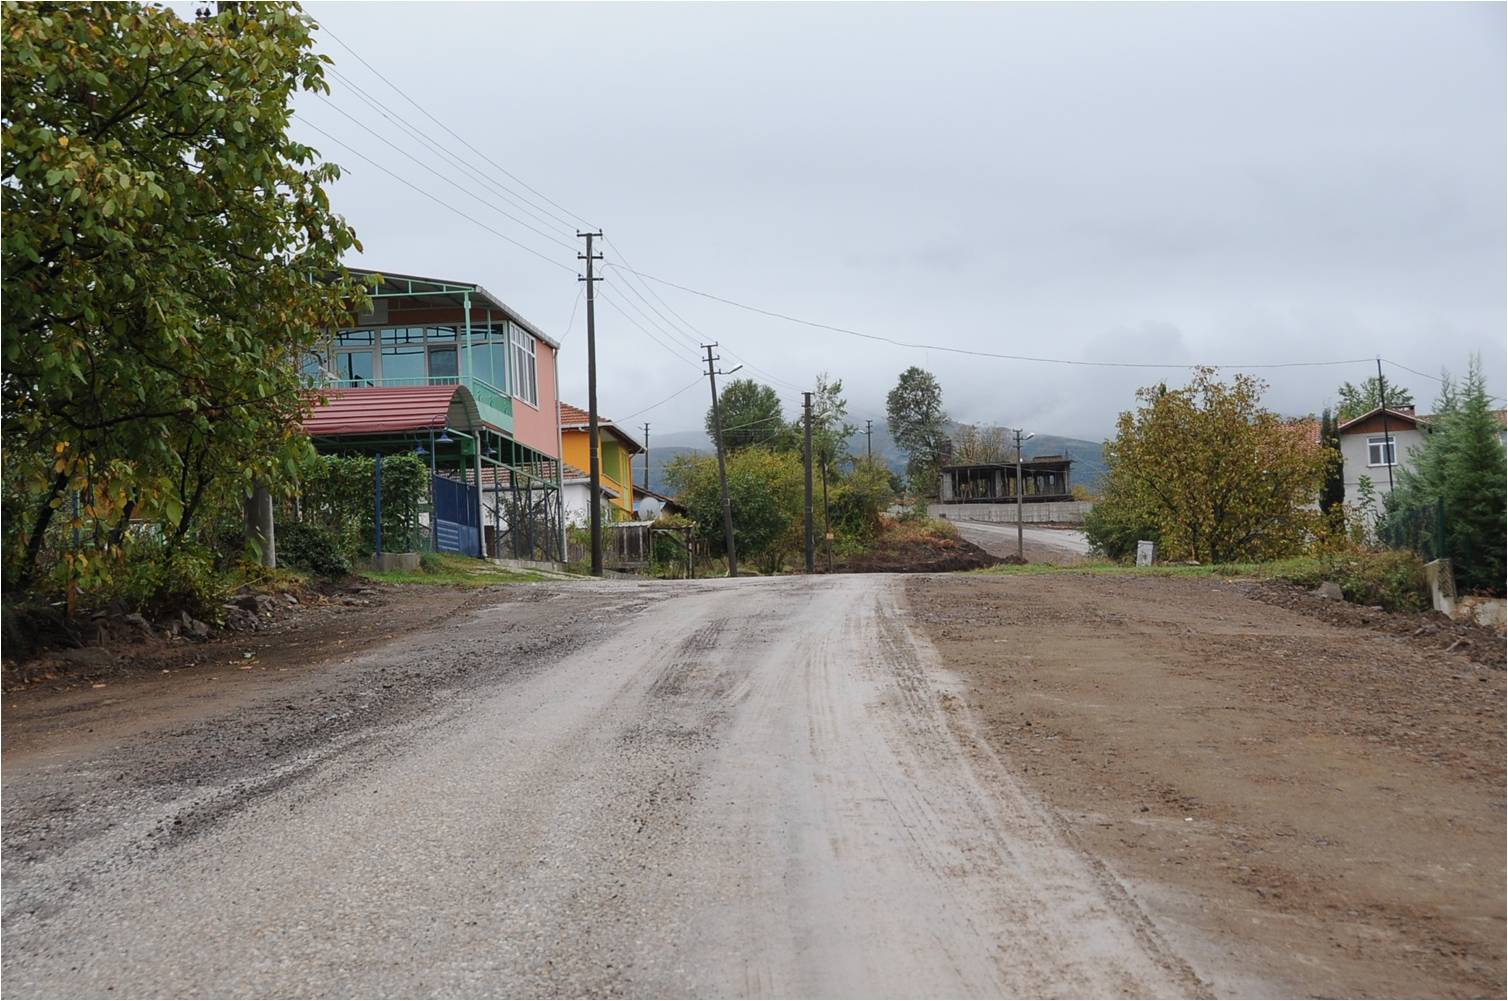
[4,573,1502,997]
[952,520,1090,562]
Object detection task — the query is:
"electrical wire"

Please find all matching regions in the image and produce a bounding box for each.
[296,117,577,276]
[618,375,706,421]
[595,292,703,370]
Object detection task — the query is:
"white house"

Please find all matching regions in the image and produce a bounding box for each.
[1337,406,1430,514]
[561,463,620,528]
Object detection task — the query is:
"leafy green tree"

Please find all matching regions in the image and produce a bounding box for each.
[1,2,363,591]
[1319,408,1344,513]
[1093,368,1329,563]
[707,379,790,452]
[805,372,855,476]
[1336,377,1413,422]
[666,447,803,573]
[885,367,947,494]
[1381,359,1506,594]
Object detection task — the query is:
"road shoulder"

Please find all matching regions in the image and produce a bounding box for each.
[903,571,1506,998]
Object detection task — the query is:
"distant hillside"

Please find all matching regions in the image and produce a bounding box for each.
[644,420,1108,497]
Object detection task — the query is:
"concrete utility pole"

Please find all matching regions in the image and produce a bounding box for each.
[865,418,873,460]
[578,231,603,576]
[803,392,815,573]
[641,422,651,492]
[1011,427,1034,561]
[703,344,739,577]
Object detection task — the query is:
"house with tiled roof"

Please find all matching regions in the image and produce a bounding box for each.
[557,402,643,523]
[300,270,565,561]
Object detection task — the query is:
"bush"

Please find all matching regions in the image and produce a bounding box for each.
[1321,550,1429,612]
[114,539,230,623]
[1084,501,1159,563]
[278,522,351,579]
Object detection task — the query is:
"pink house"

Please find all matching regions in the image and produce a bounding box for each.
[301,270,566,561]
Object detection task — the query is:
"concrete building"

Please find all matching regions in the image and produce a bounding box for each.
[1336,405,1430,512]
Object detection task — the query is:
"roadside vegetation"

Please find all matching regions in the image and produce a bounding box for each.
[2,4,365,631]
[361,552,546,588]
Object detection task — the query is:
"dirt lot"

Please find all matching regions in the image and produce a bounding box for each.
[906,572,1506,998]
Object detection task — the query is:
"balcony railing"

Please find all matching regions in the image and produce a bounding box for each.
[325,374,514,431]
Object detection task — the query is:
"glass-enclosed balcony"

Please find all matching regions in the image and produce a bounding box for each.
[305,323,517,432]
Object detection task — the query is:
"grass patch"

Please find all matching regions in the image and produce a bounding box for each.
[975,551,1429,611]
[360,552,547,587]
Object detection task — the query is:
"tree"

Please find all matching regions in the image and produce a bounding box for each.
[807,372,855,476]
[666,447,803,573]
[1336,377,1413,423]
[2,2,363,591]
[885,367,947,494]
[1093,368,1328,564]
[707,379,790,452]
[1381,359,1506,594]
[1319,408,1344,514]
[952,423,1008,464]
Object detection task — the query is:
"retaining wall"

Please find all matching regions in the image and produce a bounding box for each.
[928,501,1093,525]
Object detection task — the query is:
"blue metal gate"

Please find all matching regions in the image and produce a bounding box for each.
[432,475,481,556]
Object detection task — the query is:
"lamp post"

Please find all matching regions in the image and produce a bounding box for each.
[1011,428,1034,560]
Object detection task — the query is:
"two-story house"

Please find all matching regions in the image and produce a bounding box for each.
[301,270,565,560]
[1337,405,1430,517]
[557,403,644,526]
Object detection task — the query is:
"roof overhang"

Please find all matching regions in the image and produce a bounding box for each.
[347,268,561,349]
[302,384,483,437]
[1336,406,1427,433]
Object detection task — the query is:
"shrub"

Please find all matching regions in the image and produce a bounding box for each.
[1084,501,1159,563]
[278,522,351,579]
[114,539,230,623]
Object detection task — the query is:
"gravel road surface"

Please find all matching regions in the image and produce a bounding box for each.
[951,520,1091,560]
[3,575,1201,998]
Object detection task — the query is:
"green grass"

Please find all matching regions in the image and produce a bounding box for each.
[360,552,548,587]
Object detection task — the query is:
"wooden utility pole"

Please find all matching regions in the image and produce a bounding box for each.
[1376,357,1394,495]
[821,446,832,573]
[803,391,815,573]
[578,231,603,576]
[865,418,873,460]
[703,344,739,577]
[641,422,651,492]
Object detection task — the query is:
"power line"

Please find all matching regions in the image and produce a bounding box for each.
[619,375,706,421]
[295,117,576,276]
[1381,358,1506,402]
[608,263,1379,372]
[595,292,703,370]
[310,97,578,253]
[317,20,598,234]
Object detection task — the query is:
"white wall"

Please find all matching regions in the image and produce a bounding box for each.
[928,501,1093,524]
[1340,426,1428,510]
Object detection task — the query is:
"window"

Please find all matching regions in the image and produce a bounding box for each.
[334,349,374,385]
[1368,434,1396,467]
[429,346,459,380]
[511,323,537,406]
[380,344,426,382]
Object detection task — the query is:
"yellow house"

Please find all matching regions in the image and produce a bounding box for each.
[558,402,643,521]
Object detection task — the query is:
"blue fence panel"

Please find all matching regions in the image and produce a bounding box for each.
[432,475,481,557]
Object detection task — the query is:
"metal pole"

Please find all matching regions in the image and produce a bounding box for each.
[803,391,815,573]
[1376,357,1394,495]
[704,343,738,577]
[865,418,873,460]
[579,231,604,576]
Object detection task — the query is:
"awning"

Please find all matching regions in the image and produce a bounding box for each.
[302,385,482,437]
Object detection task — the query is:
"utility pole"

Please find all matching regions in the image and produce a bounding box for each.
[865,418,873,460]
[578,231,604,576]
[1011,427,1034,561]
[641,422,651,492]
[703,343,740,577]
[1376,357,1394,495]
[803,392,815,573]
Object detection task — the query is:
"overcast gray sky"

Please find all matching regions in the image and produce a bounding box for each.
[282,1,1504,441]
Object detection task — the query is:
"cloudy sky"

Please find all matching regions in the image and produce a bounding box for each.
[279,1,1502,441]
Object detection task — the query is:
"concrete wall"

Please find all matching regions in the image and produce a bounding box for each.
[929,501,1093,524]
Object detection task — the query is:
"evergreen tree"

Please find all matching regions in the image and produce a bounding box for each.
[1319,409,1345,513]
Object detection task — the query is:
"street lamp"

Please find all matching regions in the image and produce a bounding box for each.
[1011,428,1034,560]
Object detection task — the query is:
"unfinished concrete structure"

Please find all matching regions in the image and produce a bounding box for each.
[939,455,1073,504]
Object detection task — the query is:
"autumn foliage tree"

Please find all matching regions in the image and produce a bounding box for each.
[1090,368,1331,564]
[2,2,364,593]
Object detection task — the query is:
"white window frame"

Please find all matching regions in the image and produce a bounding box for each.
[1367,434,1397,467]
[511,323,538,408]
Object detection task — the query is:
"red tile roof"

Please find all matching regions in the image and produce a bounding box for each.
[557,401,643,452]
[302,385,481,437]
